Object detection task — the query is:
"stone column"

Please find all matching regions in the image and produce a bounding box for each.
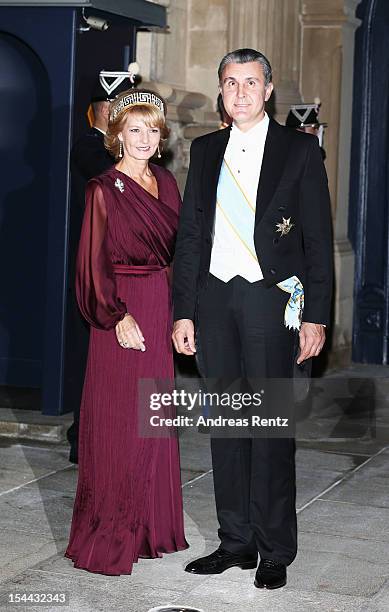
[136,0,215,192]
[136,0,187,89]
[137,0,228,195]
[186,0,229,103]
[301,0,360,367]
[228,0,302,118]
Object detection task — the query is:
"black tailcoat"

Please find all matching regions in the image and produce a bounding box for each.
[71,127,114,186]
[173,117,333,326]
[172,117,333,563]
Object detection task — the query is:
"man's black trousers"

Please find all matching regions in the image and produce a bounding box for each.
[196,274,297,566]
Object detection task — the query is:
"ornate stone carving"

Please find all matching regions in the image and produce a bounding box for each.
[141,79,213,188]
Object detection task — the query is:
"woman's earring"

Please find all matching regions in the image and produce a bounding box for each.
[119,141,123,158]
[157,145,161,159]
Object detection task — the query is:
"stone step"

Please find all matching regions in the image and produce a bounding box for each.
[0,408,72,443]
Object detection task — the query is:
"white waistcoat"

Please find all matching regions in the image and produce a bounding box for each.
[209,114,269,282]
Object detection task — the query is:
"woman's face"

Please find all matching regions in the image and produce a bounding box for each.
[118,113,161,161]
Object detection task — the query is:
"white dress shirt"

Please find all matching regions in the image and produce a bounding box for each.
[209,113,269,282]
[93,126,107,135]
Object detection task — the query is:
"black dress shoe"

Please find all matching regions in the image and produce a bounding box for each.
[254,559,286,589]
[185,548,257,575]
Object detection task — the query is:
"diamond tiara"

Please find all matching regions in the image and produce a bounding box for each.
[110,91,165,120]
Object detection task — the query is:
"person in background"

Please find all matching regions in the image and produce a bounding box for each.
[66,70,134,464]
[285,100,327,160]
[71,80,116,184]
[217,92,232,129]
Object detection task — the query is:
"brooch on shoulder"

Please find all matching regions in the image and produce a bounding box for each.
[114,178,124,193]
[276,217,294,236]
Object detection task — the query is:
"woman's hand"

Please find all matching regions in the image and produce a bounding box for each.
[115,314,145,351]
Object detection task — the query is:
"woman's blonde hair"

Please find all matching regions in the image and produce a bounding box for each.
[105,89,169,160]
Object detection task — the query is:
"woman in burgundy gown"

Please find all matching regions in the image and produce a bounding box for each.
[65,89,188,575]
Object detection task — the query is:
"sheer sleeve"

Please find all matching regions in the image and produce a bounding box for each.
[76,181,127,330]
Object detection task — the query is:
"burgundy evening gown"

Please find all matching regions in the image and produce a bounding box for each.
[65,164,188,575]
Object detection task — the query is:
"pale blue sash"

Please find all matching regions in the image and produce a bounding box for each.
[217,159,304,330]
[216,159,257,259]
[277,276,304,330]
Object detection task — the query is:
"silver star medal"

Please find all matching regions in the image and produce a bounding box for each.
[114,178,124,193]
[276,217,294,236]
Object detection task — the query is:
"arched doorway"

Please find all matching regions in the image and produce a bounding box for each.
[0,32,51,389]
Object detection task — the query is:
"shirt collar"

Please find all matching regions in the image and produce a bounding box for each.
[230,113,269,145]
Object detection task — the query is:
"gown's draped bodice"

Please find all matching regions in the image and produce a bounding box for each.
[76,164,181,330]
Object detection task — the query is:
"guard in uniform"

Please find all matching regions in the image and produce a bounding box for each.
[285,100,327,160]
[66,68,137,463]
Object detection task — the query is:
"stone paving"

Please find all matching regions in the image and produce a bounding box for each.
[0,367,389,611]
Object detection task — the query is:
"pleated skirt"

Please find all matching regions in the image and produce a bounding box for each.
[65,270,188,575]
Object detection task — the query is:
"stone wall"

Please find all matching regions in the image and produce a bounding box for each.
[229,0,302,120]
[137,0,224,191]
[300,0,360,366]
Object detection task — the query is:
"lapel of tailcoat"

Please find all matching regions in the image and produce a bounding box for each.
[255,118,291,225]
[203,119,290,232]
[202,126,231,233]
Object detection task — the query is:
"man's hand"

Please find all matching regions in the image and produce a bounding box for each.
[297,322,325,364]
[172,319,196,355]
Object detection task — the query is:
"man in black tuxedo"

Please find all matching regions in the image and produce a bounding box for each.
[172,49,333,589]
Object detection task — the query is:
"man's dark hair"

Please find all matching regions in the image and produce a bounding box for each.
[218,48,272,86]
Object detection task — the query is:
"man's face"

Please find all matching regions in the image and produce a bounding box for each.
[220,62,273,132]
[94,101,110,130]
[101,101,111,118]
